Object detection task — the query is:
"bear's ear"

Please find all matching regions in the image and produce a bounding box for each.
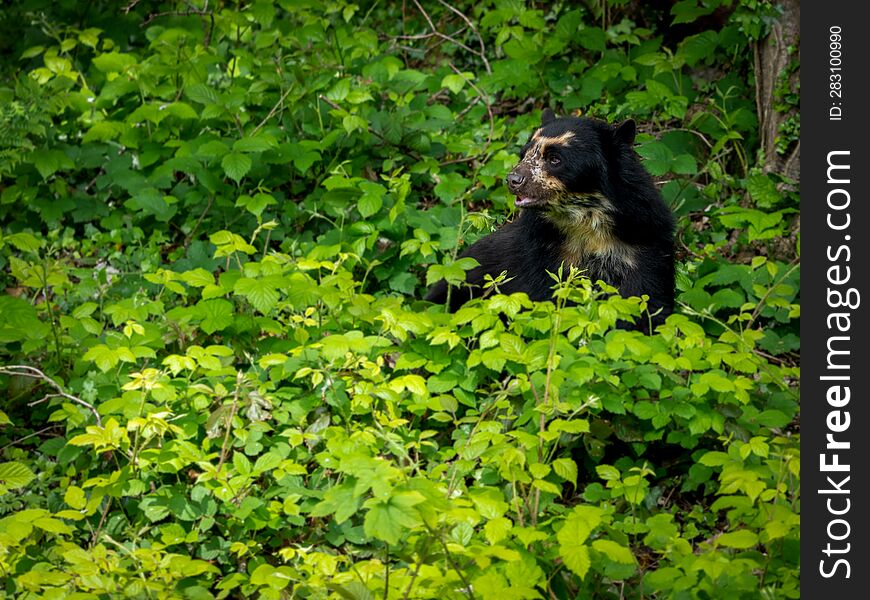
[541,107,556,126]
[614,119,637,146]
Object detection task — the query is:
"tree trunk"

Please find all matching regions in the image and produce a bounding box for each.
[754,0,800,184]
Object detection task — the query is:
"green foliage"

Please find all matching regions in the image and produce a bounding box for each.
[0,1,798,598]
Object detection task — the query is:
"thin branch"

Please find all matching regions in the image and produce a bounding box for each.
[747,257,800,327]
[184,195,215,248]
[434,528,477,599]
[454,96,482,121]
[0,425,60,452]
[251,84,295,136]
[0,365,101,426]
[91,498,113,548]
[436,0,491,74]
[216,371,243,471]
[142,0,214,27]
[410,0,491,73]
[318,95,422,159]
[435,62,495,168]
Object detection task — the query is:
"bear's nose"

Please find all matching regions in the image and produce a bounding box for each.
[506,172,525,190]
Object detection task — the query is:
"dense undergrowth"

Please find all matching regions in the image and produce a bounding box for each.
[0,1,799,598]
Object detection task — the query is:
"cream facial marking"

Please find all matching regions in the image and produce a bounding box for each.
[521,131,575,189]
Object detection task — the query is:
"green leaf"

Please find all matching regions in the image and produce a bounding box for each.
[83,344,120,372]
[236,193,277,217]
[221,152,252,183]
[0,462,35,491]
[363,492,425,545]
[468,487,509,519]
[234,277,281,314]
[558,505,604,579]
[64,486,86,510]
[0,296,49,342]
[677,31,718,66]
[557,504,602,557]
[233,135,278,153]
[180,268,215,288]
[5,232,44,253]
[433,172,470,203]
[592,539,636,565]
[91,52,137,72]
[310,482,360,524]
[33,516,73,535]
[717,529,759,549]
[185,83,220,105]
[196,299,234,333]
[441,74,467,94]
[30,149,73,179]
[552,458,578,486]
[746,174,781,208]
[560,540,591,580]
[232,452,252,476]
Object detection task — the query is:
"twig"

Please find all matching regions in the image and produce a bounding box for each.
[747,257,800,327]
[184,195,215,248]
[454,96,482,121]
[411,0,491,74]
[317,95,422,160]
[448,63,493,144]
[140,6,210,28]
[402,537,432,600]
[434,528,477,599]
[0,425,60,452]
[390,28,464,41]
[436,62,495,167]
[91,498,113,547]
[436,0,491,74]
[252,85,295,136]
[216,371,243,472]
[0,365,101,426]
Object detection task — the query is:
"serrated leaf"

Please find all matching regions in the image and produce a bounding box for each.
[717,529,759,549]
[0,462,35,490]
[469,487,509,519]
[592,539,636,564]
[221,152,252,183]
[92,52,137,72]
[0,296,49,342]
[552,458,578,486]
[30,149,73,179]
[33,516,73,535]
[441,74,467,94]
[557,505,603,579]
[185,83,219,105]
[234,277,280,314]
[560,541,591,580]
[310,482,360,524]
[363,492,424,545]
[232,452,252,476]
[83,344,119,372]
[484,516,512,544]
[196,298,234,333]
[180,268,215,288]
[233,135,277,153]
[5,232,44,253]
[64,485,86,510]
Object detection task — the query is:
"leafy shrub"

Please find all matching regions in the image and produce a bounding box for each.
[0,1,798,598]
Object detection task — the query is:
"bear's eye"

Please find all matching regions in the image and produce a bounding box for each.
[547,154,561,167]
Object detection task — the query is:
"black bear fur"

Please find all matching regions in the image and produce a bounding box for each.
[426,110,676,331]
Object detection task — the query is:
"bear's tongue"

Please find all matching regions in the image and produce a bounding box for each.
[515,196,537,207]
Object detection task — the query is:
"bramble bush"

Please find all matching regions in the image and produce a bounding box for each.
[0,1,799,598]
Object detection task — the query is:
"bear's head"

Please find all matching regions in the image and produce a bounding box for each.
[506,110,637,221]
